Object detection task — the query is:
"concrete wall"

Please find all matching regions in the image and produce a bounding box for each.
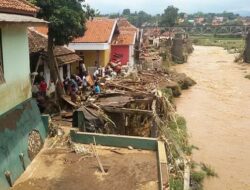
[0,99,48,190]
[129,44,135,66]
[0,25,31,115]
[102,46,111,66]
[76,49,111,68]
[111,45,129,65]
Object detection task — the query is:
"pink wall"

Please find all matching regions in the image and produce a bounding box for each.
[111,45,129,65]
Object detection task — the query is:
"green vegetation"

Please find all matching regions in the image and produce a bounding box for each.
[192,35,245,53]
[160,6,179,27]
[191,171,206,184]
[201,163,218,177]
[170,177,184,190]
[168,116,191,155]
[190,163,218,190]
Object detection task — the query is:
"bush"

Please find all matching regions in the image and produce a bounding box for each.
[169,177,183,190]
[191,171,206,184]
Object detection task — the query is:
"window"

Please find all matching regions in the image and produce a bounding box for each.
[0,29,5,84]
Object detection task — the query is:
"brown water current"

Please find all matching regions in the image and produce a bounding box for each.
[175,46,250,190]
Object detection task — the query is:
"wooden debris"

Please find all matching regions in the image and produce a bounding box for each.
[101,106,153,116]
[61,95,78,108]
[91,137,106,174]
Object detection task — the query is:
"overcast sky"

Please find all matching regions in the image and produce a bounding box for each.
[85,0,250,15]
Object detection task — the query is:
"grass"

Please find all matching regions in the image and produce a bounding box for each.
[191,171,206,184]
[201,163,218,177]
[168,116,192,156]
[191,35,245,53]
[169,177,184,190]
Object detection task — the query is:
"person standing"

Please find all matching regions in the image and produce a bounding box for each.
[79,61,86,76]
[39,78,47,97]
[94,81,101,94]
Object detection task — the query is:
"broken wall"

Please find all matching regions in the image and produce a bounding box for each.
[0,99,48,190]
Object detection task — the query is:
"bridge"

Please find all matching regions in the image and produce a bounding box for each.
[144,25,250,36]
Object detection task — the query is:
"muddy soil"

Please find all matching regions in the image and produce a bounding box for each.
[12,146,158,190]
[175,46,250,190]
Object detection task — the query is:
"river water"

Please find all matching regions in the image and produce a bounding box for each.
[175,46,250,190]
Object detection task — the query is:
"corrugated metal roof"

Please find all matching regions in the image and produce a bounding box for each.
[0,13,47,25]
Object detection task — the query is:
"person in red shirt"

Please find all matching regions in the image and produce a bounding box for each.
[39,78,47,97]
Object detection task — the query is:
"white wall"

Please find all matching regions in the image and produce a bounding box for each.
[0,25,31,115]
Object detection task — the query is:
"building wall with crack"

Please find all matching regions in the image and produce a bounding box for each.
[0,99,48,190]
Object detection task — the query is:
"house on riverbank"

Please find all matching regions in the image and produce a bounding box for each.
[69,18,118,69]
[0,1,48,189]
[111,19,138,66]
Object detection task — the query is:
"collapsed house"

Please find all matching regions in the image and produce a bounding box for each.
[28,28,82,86]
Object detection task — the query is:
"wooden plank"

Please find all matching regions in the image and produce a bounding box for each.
[101,106,153,116]
[183,161,190,190]
[158,141,167,164]
[157,141,169,190]
[61,95,78,108]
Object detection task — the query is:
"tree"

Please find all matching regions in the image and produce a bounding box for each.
[29,0,94,98]
[160,6,179,27]
[122,9,131,15]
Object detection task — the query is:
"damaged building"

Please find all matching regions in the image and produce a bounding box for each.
[28,28,82,87]
[0,1,49,190]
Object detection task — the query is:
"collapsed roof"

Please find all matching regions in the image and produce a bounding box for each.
[28,28,81,65]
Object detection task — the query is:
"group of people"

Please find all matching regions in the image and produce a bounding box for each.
[63,73,100,98]
[34,61,120,104]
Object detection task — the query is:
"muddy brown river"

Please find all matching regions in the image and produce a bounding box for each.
[175,46,250,190]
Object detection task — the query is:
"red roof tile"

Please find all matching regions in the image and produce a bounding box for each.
[34,26,48,35]
[112,31,136,45]
[0,0,38,16]
[72,18,117,43]
[117,18,138,33]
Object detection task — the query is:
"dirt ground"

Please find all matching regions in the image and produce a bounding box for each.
[175,46,250,190]
[12,142,159,190]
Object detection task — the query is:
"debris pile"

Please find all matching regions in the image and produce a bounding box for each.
[66,69,196,139]
[139,46,163,70]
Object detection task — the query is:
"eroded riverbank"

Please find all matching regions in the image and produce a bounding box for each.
[175,46,250,190]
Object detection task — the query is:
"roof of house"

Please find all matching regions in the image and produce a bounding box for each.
[111,18,137,46]
[112,31,136,45]
[0,12,46,25]
[72,18,117,43]
[117,18,138,33]
[0,0,39,16]
[28,28,81,65]
[34,26,48,35]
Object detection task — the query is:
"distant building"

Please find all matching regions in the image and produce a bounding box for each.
[0,1,48,190]
[212,17,224,26]
[241,17,250,26]
[195,17,205,25]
